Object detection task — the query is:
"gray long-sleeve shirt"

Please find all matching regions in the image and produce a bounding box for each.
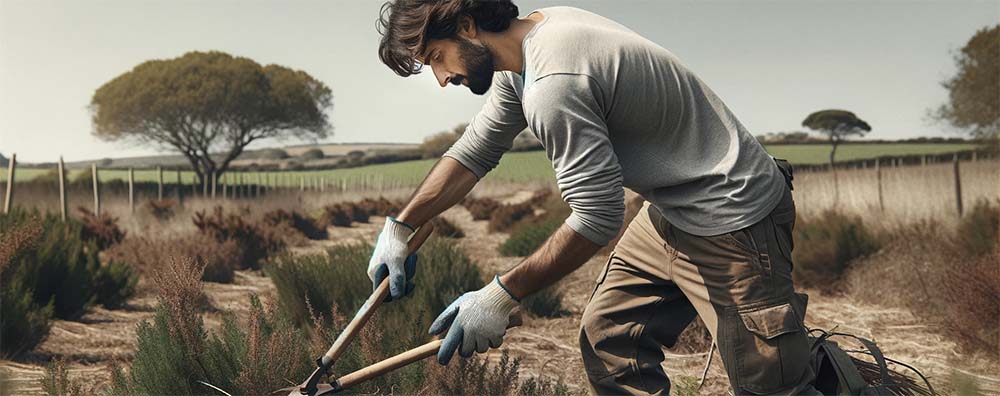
[443,6,785,246]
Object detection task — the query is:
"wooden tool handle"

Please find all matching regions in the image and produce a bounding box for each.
[319,222,434,366]
[331,312,523,392]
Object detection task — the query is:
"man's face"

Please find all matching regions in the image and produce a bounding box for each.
[421,36,494,95]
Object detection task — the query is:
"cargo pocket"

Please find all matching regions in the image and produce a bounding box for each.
[733,301,810,394]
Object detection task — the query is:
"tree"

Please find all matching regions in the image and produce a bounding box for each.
[802,109,872,166]
[931,24,999,142]
[90,51,332,183]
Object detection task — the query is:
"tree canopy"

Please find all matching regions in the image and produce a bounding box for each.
[90,51,332,181]
[932,24,999,141]
[802,109,871,164]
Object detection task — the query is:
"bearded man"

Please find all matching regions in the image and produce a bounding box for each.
[369,1,821,395]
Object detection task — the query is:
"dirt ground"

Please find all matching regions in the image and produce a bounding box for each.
[3,189,999,395]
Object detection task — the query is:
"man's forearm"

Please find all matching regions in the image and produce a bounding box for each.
[396,156,479,228]
[499,223,603,299]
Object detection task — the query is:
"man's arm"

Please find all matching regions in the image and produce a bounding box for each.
[395,156,478,228]
[499,222,602,299]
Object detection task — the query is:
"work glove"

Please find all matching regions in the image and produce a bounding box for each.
[367,216,418,301]
[429,275,520,365]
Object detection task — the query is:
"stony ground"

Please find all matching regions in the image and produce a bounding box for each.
[3,189,998,395]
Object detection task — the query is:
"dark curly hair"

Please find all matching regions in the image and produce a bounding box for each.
[377,0,520,77]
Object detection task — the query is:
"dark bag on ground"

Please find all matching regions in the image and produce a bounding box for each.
[807,325,936,395]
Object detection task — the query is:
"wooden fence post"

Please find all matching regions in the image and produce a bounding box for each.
[875,159,884,212]
[211,172,217,199]
[953,154,963,216]
[176,169,184,208]
[300,176,305,192]
[3,153,14,214]
[58,156,66,221]
[222,174,228,200]
[157,166,164,201]
[92,163,100,214]
[128,167,135,214]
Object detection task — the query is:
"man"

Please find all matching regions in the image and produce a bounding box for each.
[371,1,821,395]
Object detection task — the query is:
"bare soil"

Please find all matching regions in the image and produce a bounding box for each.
[3,189,998,395]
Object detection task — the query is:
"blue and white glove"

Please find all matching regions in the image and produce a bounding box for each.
[429,275,520,365]
[367,217,418,301]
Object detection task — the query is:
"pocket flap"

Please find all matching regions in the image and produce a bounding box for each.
[739,302,800,339]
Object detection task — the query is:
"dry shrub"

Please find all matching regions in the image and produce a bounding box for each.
[348,202,371,223]
[941,245,999,353]
[0,216,42,272]
[846,212,999,354]
[149,257,207,352]
[0,215,51,358]
[321,203,353,227]
[76,207,126,250]
[261,209,327,240]
[489,202,537,233]
[954,199,1000,256]
[40,358,94,396]
[462,196,500,220]
[193,206,286,270]
[358,196,404,217]
[107,234,240,283]
[430,216,465,238]
[792,209,881,292]
[144,199,176,221]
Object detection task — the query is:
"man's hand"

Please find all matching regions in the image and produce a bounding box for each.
[429,275,520,365]
[367,217,418,301]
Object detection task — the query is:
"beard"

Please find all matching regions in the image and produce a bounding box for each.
[456,37,495,95]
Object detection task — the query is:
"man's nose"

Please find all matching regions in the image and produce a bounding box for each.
[433,68,451,88]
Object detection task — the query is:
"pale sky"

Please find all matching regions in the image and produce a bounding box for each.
[1,0,997,163]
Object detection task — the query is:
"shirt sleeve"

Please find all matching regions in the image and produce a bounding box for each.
[524,74,625,246]
[442,72,528,179]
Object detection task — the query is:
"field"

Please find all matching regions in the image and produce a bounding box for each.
[1,152,998,395]
[0,143,984,186]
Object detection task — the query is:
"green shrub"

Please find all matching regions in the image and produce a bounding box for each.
[1,283,52,358]
[793,210,881,290]
[499,217,562,257]
[94,261,138,309]
[955,199,1000,256]
[1,209,100,320]
[1,217,52,358]
[520,286,568,318]
[299,148,325,160]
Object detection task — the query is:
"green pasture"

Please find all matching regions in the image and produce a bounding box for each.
[2,143,981,184]
[763,143,978,164]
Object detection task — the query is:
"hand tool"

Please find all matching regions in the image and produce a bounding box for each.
[274,221,433,396]
[291,313,522,395]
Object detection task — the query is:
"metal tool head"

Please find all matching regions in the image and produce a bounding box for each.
[271,363,337,396]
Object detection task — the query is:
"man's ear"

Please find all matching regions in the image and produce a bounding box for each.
[457,14,477,39]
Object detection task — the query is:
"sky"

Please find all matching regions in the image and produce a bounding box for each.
[1,0,997,163]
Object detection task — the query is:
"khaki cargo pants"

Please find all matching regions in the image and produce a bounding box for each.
[579,183,821,395]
